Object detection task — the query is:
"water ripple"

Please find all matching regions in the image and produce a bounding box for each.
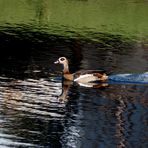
[109,72,148,84]
[0,77,65,118]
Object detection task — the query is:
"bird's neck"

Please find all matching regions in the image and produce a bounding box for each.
[63,63,70,74]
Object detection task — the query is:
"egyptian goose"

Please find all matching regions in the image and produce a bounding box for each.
[54,57,108,83]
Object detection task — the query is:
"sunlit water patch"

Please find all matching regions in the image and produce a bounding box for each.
[0,76,67,147]
[0,77,64,116]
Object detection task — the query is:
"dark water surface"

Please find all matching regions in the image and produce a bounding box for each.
[0,0,148,148]
[0,25,147,148]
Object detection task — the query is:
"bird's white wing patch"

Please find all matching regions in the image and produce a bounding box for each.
[74,74,99,83]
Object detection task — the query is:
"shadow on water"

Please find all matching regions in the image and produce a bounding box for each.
[1,24,147,77]
[0,25,148,147]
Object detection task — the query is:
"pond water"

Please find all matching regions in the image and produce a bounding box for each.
[0,0,148,148]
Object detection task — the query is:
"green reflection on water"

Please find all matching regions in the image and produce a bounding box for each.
[0,0,147,40]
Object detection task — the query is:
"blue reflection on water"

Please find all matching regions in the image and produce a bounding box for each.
[109,72,148,84]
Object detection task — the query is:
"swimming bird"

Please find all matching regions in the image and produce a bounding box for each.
[54,57,108,83]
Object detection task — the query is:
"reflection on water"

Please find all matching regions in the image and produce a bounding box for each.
[0,12,148,148]
[0,77,63,147]
[0,76,147,147]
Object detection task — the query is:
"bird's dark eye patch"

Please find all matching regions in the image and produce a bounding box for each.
[60,58,65,61]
